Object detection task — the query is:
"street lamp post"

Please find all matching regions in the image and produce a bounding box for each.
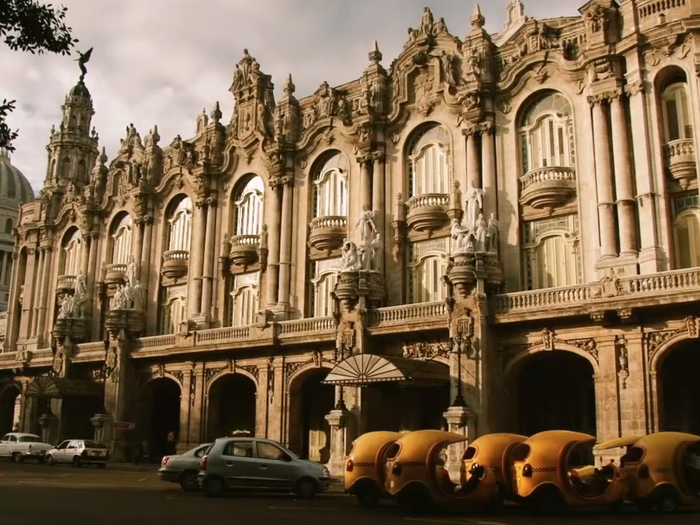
[450,332,467,407]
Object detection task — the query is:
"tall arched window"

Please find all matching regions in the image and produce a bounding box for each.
[407,124,451,197]
[110,214,132,264]
[308,258,342,317]
[673,195,700,269]
[60,229,82,277]
[313,153,348,217]
[519,92,575,173]
[661,83,693,143]
[406,238,448,303]
[230,272,259,326]
[522,216,581,290]
[233,176,264,236]
[167,197,193,252]
[160,285,186,334]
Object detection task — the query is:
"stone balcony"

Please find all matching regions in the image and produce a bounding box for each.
[405,193,449,233]
[104,263,127,285]
[55,275,75,293]
[663,138,697,190]
[229,234,260,269]
[161,250,189,279]
[308,216,347,253]
[519,166,577,212]
[637,0,690,31]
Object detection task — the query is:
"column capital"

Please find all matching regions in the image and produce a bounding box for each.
[39,245,52,253]
[461,124,480,138]
[280,174,294,187]
[587,88,622,107]
[355,153,374,166]
[624,79,645,97]
[478,121,495,136]
[371,150,386,163]
[205,196,218,208]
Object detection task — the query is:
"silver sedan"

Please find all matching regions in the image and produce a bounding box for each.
[158,443,211,491]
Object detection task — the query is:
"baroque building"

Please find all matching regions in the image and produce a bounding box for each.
[1,1,700,475]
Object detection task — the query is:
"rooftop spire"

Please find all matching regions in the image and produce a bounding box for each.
[369,40,382,64]
[471,3,485,29]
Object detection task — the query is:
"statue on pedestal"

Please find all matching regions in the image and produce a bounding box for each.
[486,213,500,254]
[474,214,488,252]
[354,205,376,248]
[450,218,471,256]
[464,181,484,232]
[340,239,361,272]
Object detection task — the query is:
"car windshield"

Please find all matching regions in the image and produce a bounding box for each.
[83,441,106,448]
[276,443,298,460]
[18,436,41,443]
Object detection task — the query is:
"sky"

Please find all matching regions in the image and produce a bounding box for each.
[0,0,586,194]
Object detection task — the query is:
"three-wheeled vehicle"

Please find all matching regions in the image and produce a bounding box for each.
[461,433,528,505]
[596,432,700,513]
[512,430,627,513]
[344,431,403,507]
[384,429,498,513]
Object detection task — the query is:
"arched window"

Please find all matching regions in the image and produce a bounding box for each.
[313,153,348,217]
[661,83,693,143]
[673,195,700,269]
[110,214,132,264]
[308,258,342,317]
[407,239,448,303]
[233,176,264,236]
[521,216,581,290]
[407,124,451,197]
[519,91,575,173]
[4,218,12,234]
[60,229,81,276]
[160,285,186,335]
[230,272,259,326]
[167,197,193,252]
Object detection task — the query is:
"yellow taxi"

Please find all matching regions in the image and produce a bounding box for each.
[344,431,402,507]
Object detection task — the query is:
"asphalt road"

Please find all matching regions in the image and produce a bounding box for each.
[0,462,697,525]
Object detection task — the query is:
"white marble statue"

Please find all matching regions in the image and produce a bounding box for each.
[110,285,128,310]
[74,270,87,302]
[474,213,488,252]
[486,213,500,254]
[127,255,138,288]
[340,239,361,272]
[370,234,383,272]
[353,206,376,247]
[57,295,75,319]
[464,181,485,232]
[131,280,145,311]
[450,218,471,255]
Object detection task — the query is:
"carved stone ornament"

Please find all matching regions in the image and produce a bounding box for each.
[615,335,629,390]
[643,327,687,360]
[501,328,599,366]
[402,341,450,360]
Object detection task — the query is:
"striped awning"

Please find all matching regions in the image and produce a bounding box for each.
[322,354,449,387]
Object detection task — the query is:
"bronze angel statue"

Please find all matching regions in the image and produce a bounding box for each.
[75,48,93,81]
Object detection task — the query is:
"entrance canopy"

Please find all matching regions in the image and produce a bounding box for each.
[25,376,104,398]
[322,354,449,387]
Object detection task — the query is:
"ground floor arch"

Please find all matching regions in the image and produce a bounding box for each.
[507,350,596,436]
[660,340,700,435]
[287,367,335,462]
[0,383,20,435]
[138,377,181,459]
[206,373,256,441]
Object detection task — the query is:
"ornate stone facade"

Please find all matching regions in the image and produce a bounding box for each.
[1,2,700,475]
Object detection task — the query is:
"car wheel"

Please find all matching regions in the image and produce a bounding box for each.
[179,471,199,492]
[204,477,226,498]
[355,489,380,508]
[295,478,317,499]
[12,452,23,464]
[658,493,678,514]
[72,456,82,468]
[46,455,55,466]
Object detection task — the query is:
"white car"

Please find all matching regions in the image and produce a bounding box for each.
[46,439,109,467]
[0,432,53,463]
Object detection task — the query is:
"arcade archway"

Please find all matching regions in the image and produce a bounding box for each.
[508,350,596,436]
[288,368,335,461]
[207,373,256,440]
[140,378,181,459]
[660,340,700,435]
[0,383,20,435]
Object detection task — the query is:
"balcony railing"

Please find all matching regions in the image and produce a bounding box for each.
[104,263,127,284]
[637,0,688,26]
[663,138,696,190]
[370,301,447,326]
[229,235,260,268]
[519,166,577,210]
[279,317,335,337]
[161,250,189,279]
[405,193,449,233]
[308,216,347,252]
[56,274,76,292]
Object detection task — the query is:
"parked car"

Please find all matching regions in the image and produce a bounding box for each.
[198,437,331,498]
[0,433,52,463]
[45,439,109,467]
[158,443,211,491]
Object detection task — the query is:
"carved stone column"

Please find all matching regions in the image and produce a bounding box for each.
[19,247,38,341]
[589,95,618,260]
[464,126,481,188]
[479,122,497,217]
[131,218,144,273]
[359,155,372,212]
[265,181,282,308]
[372,151,386,266]
[277,175,294,307]
[187,199,207,318]
[200,197,218,318]
[443,405,477,481]
[609,92,638,257]
[35,247,52,343]
[325,407,351,478]
[30,248,44,339]
[139,215,153,325]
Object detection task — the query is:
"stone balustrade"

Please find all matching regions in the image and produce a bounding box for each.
[663,138,696,190]
[519,166,577,211]
[637,0,688,24]
[194,326,251,345]
[308,216,347,252]
[55,274,76,292]
[371,300,447,326]
[229,234,261,268]
[279,317,335,337]
[161,250,189,279]
[105,263,128,284]
[405,193,449,232]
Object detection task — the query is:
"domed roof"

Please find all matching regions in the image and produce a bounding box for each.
[69,80,91,99]
[0,149,35,203]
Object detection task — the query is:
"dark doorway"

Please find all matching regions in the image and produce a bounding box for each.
[0,384,20,435]
[299,369,334,463]
[207,374,256,441]
[362,383,451,433]
[512,351,596,436]
[141,378,181,459]
[661,341,700,435]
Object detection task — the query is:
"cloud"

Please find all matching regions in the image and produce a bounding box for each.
[0,0,585,193]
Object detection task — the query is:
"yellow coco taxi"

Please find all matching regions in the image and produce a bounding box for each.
[384,430,498,513]
[461,433,528,504]
[344,431,403,507]
[512,430,627,513]
[596,432,700,513]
